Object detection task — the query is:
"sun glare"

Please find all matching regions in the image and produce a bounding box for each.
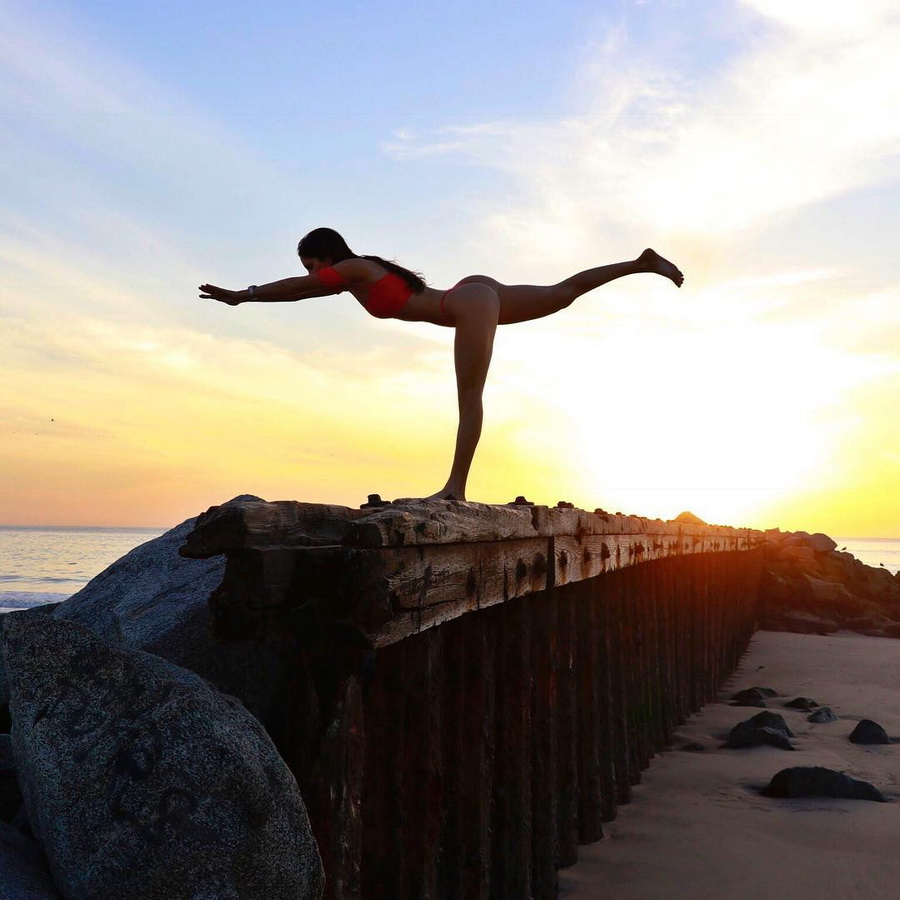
[489,275,881,529]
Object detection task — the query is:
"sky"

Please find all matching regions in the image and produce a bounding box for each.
[1,0,898,535]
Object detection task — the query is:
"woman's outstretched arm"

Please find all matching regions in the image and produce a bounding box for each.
[199,274,339,306]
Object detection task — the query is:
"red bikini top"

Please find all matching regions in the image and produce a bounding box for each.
[315,266,413,319]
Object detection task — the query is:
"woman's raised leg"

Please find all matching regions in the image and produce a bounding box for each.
[427,283,500,501]
[460,248,683,325]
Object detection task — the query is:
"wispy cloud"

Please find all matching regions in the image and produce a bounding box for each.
[386,0,900,265]
[0,2,308,327]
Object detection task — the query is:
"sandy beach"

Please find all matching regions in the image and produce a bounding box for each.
[560,630,900,899]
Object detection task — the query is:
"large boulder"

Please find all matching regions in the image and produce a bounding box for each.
[761,767,887,802]
[0,735,22,822]
[801,575,861,612]
[760,529,900,636]
[2,615,324,900]
[0,499,290,732]
[806,533,838,553]
[0,821,61,899]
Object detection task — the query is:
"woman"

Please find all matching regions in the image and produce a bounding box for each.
[200,227,683,502]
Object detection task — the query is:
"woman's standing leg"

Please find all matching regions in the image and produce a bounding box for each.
[427,284,500,501]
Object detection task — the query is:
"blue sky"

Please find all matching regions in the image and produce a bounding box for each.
[2,0,899,531]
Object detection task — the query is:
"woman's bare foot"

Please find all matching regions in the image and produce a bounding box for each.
[422,489,466,501]
[637,248,684,287]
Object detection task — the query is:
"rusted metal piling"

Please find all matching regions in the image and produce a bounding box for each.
[181,498,764,899]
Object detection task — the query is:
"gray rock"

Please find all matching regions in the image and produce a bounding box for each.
[783,697,819,710]
[743,711,795,737]
[807,533,838,553]
[0,821,61,899]
[0,499,290,732]
[766,609,839,636]
[731,687,778,699]
[723,722,795,751]
[729,687,777,707]
[762,767,887,802]
[0,734,22,823]
[2,615,324,900]
[801,574,858,610]
[808,707,838,724]
[849,719,891,745]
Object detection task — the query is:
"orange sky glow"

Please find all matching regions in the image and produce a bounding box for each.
[2,0,898,536]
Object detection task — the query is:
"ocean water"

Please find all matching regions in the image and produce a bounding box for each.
[0,525,166,612]
[0,526,897,615]
[833,537,900,576]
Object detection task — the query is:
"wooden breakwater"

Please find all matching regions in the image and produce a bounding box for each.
[181,498,765,899]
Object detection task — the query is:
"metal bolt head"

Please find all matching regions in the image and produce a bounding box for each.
[360,493,390,509]
[510,495,534,506]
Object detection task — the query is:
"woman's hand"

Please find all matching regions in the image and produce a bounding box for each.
[199,284,243,306]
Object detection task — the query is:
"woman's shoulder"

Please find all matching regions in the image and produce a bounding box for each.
[331,257,387,282]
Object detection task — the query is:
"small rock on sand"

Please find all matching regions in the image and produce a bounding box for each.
[849,719,891,745]
[808,707,838,724]
[723,715,795,751]
[729,687,778,707]
[783,697,819,710]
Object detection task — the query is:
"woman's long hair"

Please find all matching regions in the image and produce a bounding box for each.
[297,227,427,293]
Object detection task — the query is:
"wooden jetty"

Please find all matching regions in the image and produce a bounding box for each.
[182,497,765,899]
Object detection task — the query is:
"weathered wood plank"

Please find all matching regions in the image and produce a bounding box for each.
[399,631,444,900]
[305,677,365,900]
[181,498,367,557]
[361,646,407,898]
[181,497,766,649]
[491,598,534,899]
[604,573,631,807]
[592,579,618,822]
[575,581,603,843]
[460,613,496,899]
[555,592,579,866]
[436,619,465,899]
[345,500,539,547]
[531,592,560,899]
[183,497,764,557]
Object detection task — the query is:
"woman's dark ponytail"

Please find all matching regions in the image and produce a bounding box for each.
[359,255,426,293]
[298,227,427,294]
